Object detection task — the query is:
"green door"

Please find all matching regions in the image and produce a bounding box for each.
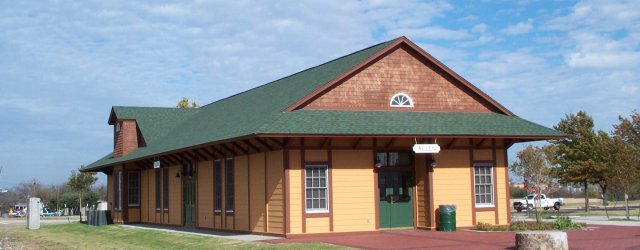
[183,179,196,227]
[379,172,414,228]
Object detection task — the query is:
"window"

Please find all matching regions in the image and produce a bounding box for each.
[163,167,169,210]
[155,170,161,210]
[213,160,222,212]
[128,171,140,206]
[474,163,494,207]
[114,170,122,210]
[115,122,121,132]
[225,158,234,213]
[375,151,412,168]
[305,165,329,213]
[390,93,413,107]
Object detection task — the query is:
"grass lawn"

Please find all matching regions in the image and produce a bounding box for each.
[0,223,345,250]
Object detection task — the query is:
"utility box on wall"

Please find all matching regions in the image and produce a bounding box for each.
[27,197,41,230]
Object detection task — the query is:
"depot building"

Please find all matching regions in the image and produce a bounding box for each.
[83,37,562,236]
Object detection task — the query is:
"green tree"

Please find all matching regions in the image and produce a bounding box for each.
[66,166,97,222]
[510,145,557,222]
[613,110,640,148]
[610,111,640,219]
[176,97,198,109]
[549,111,604,211]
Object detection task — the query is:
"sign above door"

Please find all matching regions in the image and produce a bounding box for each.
[412,144,440,154]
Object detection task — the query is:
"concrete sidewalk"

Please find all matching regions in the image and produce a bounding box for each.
[121,224,283,241]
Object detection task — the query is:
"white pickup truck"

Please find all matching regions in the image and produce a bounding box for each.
[513,194,564,212]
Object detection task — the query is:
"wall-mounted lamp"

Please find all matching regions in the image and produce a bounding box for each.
[429,156,437,168]
[175,172,181,178]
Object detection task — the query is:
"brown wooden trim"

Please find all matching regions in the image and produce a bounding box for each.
[469,139,476,225]
[474,138,486,149]
[504,148,511,224]
[475,207,496,212]
[413,157,418,229]
[427,159,434,228]
[257,134,565,140]
[492,139,499,225]
[445,138,456,149]
[242,140,261,153]
[211,145,228,158]
[255,137,274,151]
[352,138,363,149]
[384,138,396,148]
[209,146,226,159]
[283,149,291,234]
[231,142,248,155]
[221,144,238,157]
[374,166,380,229]
[264,152,268,233]
[328,149,333,232]
[305,213,330,218]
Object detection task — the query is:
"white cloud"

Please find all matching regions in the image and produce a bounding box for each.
[503,19,533,35]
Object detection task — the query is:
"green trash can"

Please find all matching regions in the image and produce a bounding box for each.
[439,204,456,231]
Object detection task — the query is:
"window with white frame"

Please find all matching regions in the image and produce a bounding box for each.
[305,165,329,213]
[474,163,494,207]
[390,93,413,107]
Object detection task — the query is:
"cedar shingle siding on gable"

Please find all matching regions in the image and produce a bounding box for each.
[303,45,494,113]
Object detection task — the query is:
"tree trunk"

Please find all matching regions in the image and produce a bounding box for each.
[79,193,83,223]
[625,192,630,220]
[584,182,590,212]
[600,184,608,206]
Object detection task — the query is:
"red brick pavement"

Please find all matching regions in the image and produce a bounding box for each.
[265,225,640,249]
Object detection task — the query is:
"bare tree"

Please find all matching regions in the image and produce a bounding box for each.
[511,145,558,223]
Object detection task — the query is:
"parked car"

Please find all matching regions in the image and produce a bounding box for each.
[10,211,26,217]
[40,209,56,216]
[513,194,563,212]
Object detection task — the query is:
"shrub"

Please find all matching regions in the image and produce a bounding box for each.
[552,216,583,230]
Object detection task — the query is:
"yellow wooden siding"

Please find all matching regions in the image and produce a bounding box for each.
[476,211,495,224]
[432,150,473,227]
[169,165,182,225]
[496,149,508,225]
[234,155,250,231]
[306,217,330,234]
[288,150,302,234]
[197,160,214,229]
[266,151,284,234]
[249,153,266,232]
[128,207,140,222]
[331,150,375,232]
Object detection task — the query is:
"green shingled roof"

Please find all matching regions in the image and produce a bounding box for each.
[83,37,563,172]
[259,110,564,137]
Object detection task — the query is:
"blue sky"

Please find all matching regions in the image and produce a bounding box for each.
[1,0,638,188]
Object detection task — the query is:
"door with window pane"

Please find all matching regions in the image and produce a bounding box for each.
[378,172,414,228]
[183,179,196,227]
